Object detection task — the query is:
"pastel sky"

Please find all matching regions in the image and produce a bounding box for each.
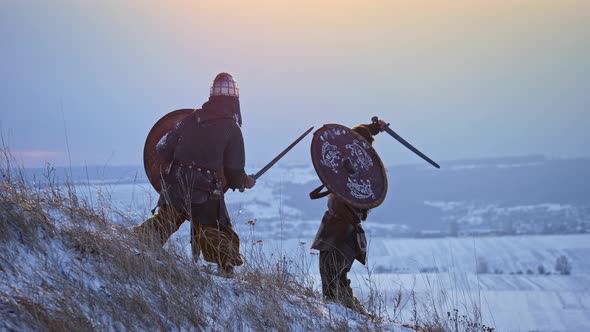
[1,0,589,168]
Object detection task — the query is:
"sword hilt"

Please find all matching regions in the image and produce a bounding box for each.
[239,173,255,192]
[371,116,388,132]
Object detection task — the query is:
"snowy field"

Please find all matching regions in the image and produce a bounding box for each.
[242,234,590,332]
[359,234,590,332]
[71,178,590,332]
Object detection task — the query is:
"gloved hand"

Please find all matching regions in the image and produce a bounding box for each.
[244,175,256,189]
[368,119,387,135]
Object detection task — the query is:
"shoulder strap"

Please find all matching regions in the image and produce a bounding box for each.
[309,184,330,200]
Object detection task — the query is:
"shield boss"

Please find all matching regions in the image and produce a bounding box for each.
[311,124,387,209]
[143,109,194,192]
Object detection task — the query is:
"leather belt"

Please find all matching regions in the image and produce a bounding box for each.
[176,162,216,175]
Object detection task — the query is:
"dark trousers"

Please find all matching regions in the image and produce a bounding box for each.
[319,250,354,301]
[319,250,368,314]
[134,201,243,267]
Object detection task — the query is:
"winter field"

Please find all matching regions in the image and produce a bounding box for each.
[361,235,590,332]
[161,220,590,332]
[67,158,590,332]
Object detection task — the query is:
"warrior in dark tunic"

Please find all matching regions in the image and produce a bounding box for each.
[311,120,386,313]
[134,73,255,275]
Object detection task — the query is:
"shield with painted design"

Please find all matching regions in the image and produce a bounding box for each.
[310,124,387,209]
[143,108,194,192]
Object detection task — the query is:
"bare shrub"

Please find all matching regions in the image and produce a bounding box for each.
[475,256,489,274]
[555,255,572,275]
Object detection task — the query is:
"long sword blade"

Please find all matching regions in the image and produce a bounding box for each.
[382,125,440,169]
[253,126,314,179]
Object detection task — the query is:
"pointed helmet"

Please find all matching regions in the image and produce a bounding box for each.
[210,72,239,98]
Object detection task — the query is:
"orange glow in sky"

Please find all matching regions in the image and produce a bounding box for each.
[1,0,589,166]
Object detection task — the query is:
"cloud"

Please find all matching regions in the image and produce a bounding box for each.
[11,150,65,167]
[15,150,64,158]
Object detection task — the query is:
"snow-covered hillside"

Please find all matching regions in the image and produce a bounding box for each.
[0,166,416,331]
[13,155,590,331]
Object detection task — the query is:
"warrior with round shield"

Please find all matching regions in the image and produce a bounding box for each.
[309,119,387,314]
[310,115,439,313]
[134,72,256,276]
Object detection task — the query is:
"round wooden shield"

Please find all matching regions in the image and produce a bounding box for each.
[143,109,194,192]
[310,124,387,209]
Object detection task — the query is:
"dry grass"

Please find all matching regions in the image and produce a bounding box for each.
[1,137,492,331]
[0,144,405,332]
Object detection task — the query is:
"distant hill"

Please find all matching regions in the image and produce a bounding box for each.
[22,155,590,237]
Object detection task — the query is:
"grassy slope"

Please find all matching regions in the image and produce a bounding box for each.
[0,163,414,332]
